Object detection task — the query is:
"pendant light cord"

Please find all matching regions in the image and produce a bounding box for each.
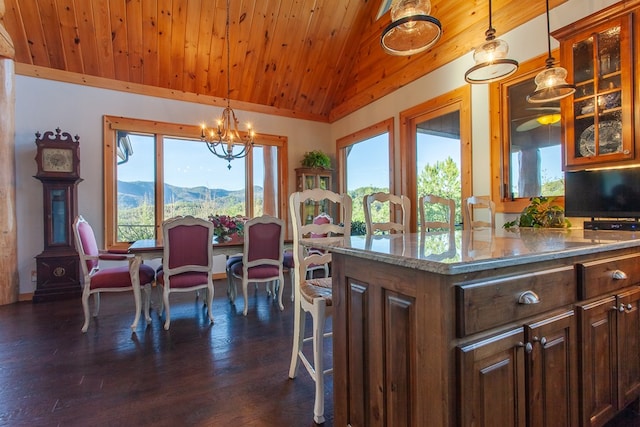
[226,0,231,110]
[485,0,496,40]
[545,0,554,66]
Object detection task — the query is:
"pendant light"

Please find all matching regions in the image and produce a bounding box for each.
[381,0,442,56]
[527,0,575,103]
[465,0,518,83]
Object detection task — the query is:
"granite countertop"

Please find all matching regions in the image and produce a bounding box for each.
[302,228,640,275]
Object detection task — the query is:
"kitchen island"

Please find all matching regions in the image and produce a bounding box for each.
[308,228,640,427]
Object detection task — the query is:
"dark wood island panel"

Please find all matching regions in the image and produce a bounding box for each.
[321,230,640,427]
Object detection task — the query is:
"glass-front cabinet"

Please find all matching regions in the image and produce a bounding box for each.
[557,12,634,169]
[295,167,332,224]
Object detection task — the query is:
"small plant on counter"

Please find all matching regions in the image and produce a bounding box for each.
[503,196,571,229]
[301,150,331,169]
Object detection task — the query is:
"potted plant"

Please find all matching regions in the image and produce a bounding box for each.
[301,150,331,169]
[503,196,571,229]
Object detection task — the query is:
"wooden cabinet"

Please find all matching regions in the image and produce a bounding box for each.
[329,237,640,427]
[577,286,640,427]
[556,9,634,169]
[295,167,332,224]
[457,310,578,427]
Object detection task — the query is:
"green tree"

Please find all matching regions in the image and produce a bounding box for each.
[417,157,462,226]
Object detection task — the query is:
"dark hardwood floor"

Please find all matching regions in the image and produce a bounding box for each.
[0,280,332,427]
[1,279,640,427]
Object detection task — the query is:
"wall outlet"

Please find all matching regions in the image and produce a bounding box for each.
[31,270,37,282]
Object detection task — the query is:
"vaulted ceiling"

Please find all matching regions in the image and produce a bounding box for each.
[1,0,564,123]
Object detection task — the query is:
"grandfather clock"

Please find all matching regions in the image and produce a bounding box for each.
[33,128,82,302]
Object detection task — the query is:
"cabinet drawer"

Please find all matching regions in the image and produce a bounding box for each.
[456,266,575,337]
[577,253,640,300]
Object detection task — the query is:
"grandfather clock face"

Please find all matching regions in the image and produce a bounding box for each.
[42,148,74,173]
[35,128,80,179]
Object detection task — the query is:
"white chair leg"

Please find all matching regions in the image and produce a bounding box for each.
[242,277,249,316]
[277,277,285,311]
[289,300,306,378]
[130,285,142,331]
[312,302,327,424]
[81,290,91,333]
[92,292,101,317]
[163,289,171,330]
[143,283,152,324]
[290,270,295,302]
[206,286,214,324]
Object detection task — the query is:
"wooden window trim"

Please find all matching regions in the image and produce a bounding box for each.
[489,52,565,214]
[399,86,472,232]
[103,115,288,250]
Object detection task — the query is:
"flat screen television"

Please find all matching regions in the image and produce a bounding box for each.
[565,168,640,219]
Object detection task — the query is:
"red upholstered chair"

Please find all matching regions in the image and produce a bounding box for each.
[73,215,155,333]
[288,189,352,424]
[230,215,285,316]
[156,216,215,330]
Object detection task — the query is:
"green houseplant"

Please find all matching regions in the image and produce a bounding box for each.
[301,150,331,169]
[503,196,571,229]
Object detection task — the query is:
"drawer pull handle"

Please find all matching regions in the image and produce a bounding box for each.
[518,290,540,305]
[612,270,628,280]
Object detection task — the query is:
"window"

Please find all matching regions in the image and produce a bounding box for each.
[400,86,472,231]
[103,116,288,251]
[337,118,393,231]
[490,52,564,213]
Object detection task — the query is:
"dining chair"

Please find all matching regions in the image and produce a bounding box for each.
[229,215,285,316]
[73,215,155,333]
[464,195,496,230]
[156,215,215,330]
[419,194,456,231]
[363,191,410,235]
[289,188,352,424]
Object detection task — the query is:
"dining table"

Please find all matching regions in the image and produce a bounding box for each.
[127,234,292,304]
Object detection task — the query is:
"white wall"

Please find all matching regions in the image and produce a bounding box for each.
[13,0,619,295]
[14,78,332,294]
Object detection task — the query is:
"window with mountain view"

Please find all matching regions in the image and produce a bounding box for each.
[337,118,393,234]
[103,116,287,250]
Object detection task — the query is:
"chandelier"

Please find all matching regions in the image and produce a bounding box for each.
[201,0,255,169]
[527,0,575,103]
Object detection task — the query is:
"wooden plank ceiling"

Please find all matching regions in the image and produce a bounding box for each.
[1,0,565,123]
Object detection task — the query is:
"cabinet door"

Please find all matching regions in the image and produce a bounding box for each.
[616,287,640,408]
[577,295,618,427]
[561,14,633,168]
[458,328,526,427]
[525,310,578,427]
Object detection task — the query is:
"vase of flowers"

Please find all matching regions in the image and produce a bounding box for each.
[209,214,246,242]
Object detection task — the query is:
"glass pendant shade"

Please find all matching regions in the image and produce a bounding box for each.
[464,0,518,84]
[527,66,576,103]
[465,37,518,83]
[381,0,442,56]
[527,0,575,103]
